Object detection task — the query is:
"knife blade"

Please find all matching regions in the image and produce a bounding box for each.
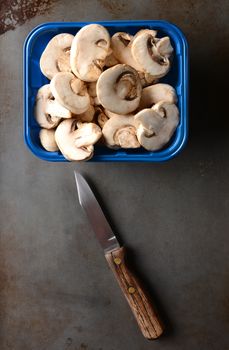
[74,172,163,340]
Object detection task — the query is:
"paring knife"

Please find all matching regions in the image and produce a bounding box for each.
[74,172,163,340]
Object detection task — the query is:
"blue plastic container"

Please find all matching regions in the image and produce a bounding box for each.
[23,20,189,162]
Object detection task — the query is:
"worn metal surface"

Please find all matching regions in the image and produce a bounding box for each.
[0,0,229,349]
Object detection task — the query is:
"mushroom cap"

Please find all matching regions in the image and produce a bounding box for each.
[139,83,177,109]
[131,33,172,78]
[40,33,74,80]
[111,32,142,71]
[135,101,179,151]
[70,24,110,82]
[39,128,59,152]
[50,72,90,114]
[96,64,142,115]
[102,115,140,148]
[134,29,157,38]
[34,84,62,129]
[55,119,97,161]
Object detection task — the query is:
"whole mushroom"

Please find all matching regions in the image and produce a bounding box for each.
[135,101,179,151]
[55,119,102,161]
[102,115,140,148]
[50,72,90,114]
[34,84,71,129]
[40,33,74,79]
[70,24,110,82]
[97,64,142,115]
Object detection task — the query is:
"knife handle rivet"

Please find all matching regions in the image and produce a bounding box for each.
[114,257,122,265]
[128,287,136,294]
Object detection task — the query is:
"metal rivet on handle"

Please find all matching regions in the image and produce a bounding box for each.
[128,286,136,294]
[114,257,122,265]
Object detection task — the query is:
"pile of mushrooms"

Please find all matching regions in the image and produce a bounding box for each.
[35,24,179,161]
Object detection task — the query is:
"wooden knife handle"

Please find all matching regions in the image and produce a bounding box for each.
[105,247,163,340]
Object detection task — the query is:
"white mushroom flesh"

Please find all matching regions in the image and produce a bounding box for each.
[40,33,74,80]
[50,72,90,114]
[139,83,177,109]
[55,119,98,161]
[70,24,110,82]
[132,33,172,78]
[135,101,179,151]
[46,99,72,119]
[102,115,140,148]
[39,128,59,152]
[97,64,142,114]
[74,122,102,147]
[34,84,62,129]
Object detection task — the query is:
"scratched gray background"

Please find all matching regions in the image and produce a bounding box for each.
[0,1,229,349]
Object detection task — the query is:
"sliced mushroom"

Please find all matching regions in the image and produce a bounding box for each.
[40,33,74,80]
[50,72,90,114]
[102,115,140,148]
[46,100,72,119]
[55,119,100,161]
[97,64,142,115]
[34,84,67,129]
[139,83,177,109]
[111,32,142,71]
[70,24,110,82]
[39,129,59,152]
[132,33,173,78]
[135,101,179,151]
[74,122,102,147]
[74,104,95,122]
